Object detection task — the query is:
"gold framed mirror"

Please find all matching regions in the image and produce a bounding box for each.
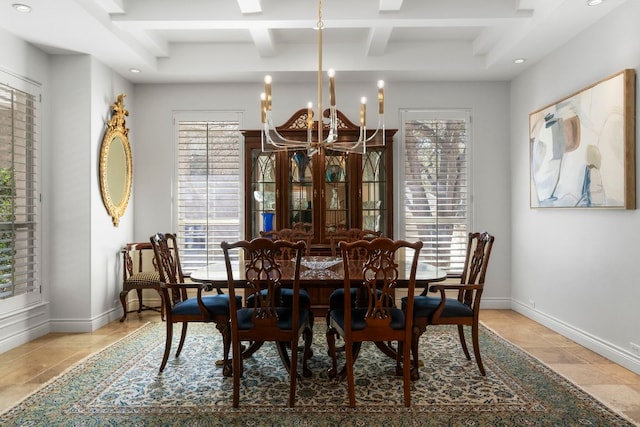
[99,94,133,226]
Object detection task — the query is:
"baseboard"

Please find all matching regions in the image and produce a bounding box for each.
[512,299,640,375]
[479,296,512,309]
[0,321,50,354]
[49,306,123,333]
[0,302,50,353]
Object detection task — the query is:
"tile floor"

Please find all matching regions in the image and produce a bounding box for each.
[0,309,638,424]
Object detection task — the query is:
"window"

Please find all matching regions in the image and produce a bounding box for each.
[398,110,471,276]
[174,112,242,275]
[0,79,40,300]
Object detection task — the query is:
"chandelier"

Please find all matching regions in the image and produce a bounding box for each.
[259,0,385,155]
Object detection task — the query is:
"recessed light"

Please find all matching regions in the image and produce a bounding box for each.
[12,3,32,13]
[129,68,141,73]
[514,58,526,64]
[587,0,604,6]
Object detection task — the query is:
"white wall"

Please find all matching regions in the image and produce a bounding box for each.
[47,55,135,332]
[510,0,640,374]
[90,58,135,326]
[48,55,92,326]
[132,81,512,308]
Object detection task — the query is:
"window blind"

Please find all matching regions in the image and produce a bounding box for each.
[176,119,241,275]
[400,110,471,276]
[0,82,39,299]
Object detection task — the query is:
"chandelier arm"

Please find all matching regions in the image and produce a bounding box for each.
[263,114,312,148]
[264,131,309,149]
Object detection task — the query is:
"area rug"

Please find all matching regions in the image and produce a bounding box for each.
[0,322,634,427]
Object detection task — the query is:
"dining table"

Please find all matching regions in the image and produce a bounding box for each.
[190,255,447,370]
[190,255,446,289]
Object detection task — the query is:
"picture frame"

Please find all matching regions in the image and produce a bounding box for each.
[529,69,635,209]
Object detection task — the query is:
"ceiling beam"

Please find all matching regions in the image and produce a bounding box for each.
[236,0,262,15]
[366,27,392,56]
[249,27,275,57]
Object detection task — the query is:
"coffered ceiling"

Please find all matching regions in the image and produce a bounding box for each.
[0,0,629,84]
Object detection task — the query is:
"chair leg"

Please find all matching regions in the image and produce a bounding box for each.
[302,326,313,378]
[217,322,232,377]
[155,290,165,321]
[395,341,404,376]
[119,290,129,322]
[232,337,242,408]
[410,325,425,380]
[135,289,144,313]
[345,338,356,408]
[176,322,188,357]
[276,341,292,372]
[457,324,471,360]
[288,337,298,407]
[326,326,338,378]
[159,321,173,373]
[402,339,411,407]
[471,322,486,376]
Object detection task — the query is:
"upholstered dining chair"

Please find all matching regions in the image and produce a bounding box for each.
[326,237,423,407]
[260,228,312,256]
[150,232,238,376]
[119,242,163,322]
[326,228,382,325]
[258,228,314,325]
[406,231,495,378]
[328,228,382,257]
[221,238,313,407]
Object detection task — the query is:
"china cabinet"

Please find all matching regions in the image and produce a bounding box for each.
[243,109,397,252]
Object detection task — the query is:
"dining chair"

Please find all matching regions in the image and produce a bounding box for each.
[326,228,382,326]
[406,231,495,378]
[326,237,423,407]
[258,228,313,322]
[260,228,312,256]
[150,232,238,376]
[119,242,164,322]
[328,228,382,257]
[221,238,313,408]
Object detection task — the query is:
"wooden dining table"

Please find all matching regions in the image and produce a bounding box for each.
[190,255,446,290]
[190,255,447,370]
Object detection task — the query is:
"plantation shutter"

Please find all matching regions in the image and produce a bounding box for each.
[400,110,471,276]
[175,115,242,275]
[0,82,39,299]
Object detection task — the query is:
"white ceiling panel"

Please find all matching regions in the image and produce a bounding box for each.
[0,0,630,83]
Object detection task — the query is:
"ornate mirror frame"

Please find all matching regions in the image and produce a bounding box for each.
[99,94,133,226]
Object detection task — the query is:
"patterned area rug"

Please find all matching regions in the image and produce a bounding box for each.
[1,322,634,426]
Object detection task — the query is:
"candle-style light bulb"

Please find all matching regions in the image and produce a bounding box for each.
[377,80,384,114]
[260,93,266,124]
[360,97,367,127]
[307,102,313,129]
[328,69,336,106]
[264,75,272,111]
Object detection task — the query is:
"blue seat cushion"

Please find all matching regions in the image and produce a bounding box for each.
[236,307,311,330]
[402,295,473,318]
[328,307,406,330]
[171,294,241,316]
[245,288,311,308]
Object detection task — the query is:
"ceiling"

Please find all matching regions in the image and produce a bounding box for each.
[0,0,629,84]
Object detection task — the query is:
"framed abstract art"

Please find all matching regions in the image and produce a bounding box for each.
[529,69,636,209]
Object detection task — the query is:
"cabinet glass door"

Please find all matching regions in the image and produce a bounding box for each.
[362,149,386,233]
[250,150,277,237]
[288,150,314,232]
[324,151,349,234]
